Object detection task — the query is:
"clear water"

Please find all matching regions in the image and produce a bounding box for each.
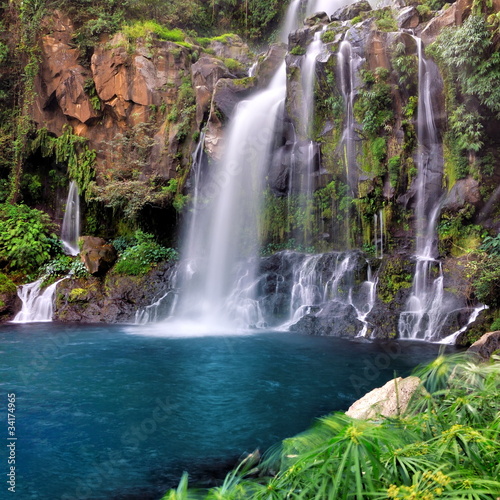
[0,323,445,499]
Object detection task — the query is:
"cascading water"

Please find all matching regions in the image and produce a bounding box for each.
[398,38,446,341]
[12,276,68,323]
[353,265,377,337]
[337,39,363,190]
[276,251,377,337]
[437,305,488,345]
[170,64,287,330]
[281,0,302,42]
[61,180,80,256]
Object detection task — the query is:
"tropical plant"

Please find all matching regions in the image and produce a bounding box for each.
[0,203,60,273]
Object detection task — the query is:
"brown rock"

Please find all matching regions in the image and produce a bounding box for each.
[332,1,372,21]
[420,5,457,45]
[468,331,500,360]
[346,376,423,419]
[80,236,118,276]
[304,12,330,26]
[192,56,232,127]
[254,44,287,89]
[36,11,99,125]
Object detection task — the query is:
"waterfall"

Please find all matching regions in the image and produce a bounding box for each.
[61,180,80,256]
[172,64,287,329]
[353,265,377,338]
[282,0,302,42]
[374,209,385,259]
[337,39,363,189]
[437,305,488,345]
[12,276,67,323]
[398,38,445,341]
[278,251,375,335]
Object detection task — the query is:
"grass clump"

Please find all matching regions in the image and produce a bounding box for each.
[162,353,500,499]
[122,20,186,42]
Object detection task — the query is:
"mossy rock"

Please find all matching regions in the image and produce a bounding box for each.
[376,255,413,303]
[68,288,89,303]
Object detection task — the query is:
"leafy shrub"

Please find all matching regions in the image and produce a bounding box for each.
[471,254,500,308]
[432,16,500,117]
[480,233,500,255]
[114,230,178,275]
[41,255,90,280]
[0,203,60,273]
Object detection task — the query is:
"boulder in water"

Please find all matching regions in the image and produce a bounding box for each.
[80,236,118,276]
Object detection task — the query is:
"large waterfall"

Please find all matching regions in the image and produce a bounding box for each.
[162,65,287,331]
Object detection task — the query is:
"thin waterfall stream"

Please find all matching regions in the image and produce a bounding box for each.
[61,180,80,256]
[398,37,446,341]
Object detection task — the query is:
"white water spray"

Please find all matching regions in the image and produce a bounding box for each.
[12,276,68,323]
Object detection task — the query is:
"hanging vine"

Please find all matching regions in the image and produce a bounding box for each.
[30,125,96,200]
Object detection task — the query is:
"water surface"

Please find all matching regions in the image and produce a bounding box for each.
[0,323,445,499]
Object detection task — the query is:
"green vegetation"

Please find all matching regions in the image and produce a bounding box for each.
[113,230,178,275]
[162,353,500,499]
[373,8,398,32]
[122,21,186,42]
[0,273,16,294]
[377,256,413,303]
[0,203,60,274]
[30,126,96,200]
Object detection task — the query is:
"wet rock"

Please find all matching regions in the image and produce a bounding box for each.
[468,331,500,360]
[397,6,420,29]
[304,12,330,26]
[442,176,482,212]
[204,76,256,159]
[211,77,256,120]
[420,5,457,45]
[290,301,364,337]
[80,237,118,276]
[55,262,177,323]
[208,34,253,66]
[254,44,287,88]
[332,0,372,21]
[456,308,494,346]
[192,56,231,127]
[346,376,423,419]
[0,276,17,322]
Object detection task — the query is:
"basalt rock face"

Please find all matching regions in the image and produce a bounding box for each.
[32,12,254,184]
[55,261,176,323]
